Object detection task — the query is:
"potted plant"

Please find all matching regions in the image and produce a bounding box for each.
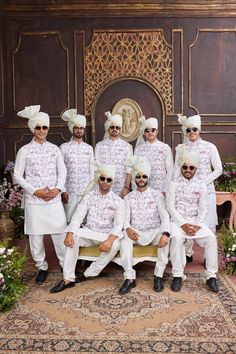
[0,239,27,311]
[218,224,236,276]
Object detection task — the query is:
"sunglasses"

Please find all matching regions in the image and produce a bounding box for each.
[99,176,113,183]
[35,126,48,131]
[135,174,148,179]
[186,127,198,133]
[110,126,121,130]
[144,128,156,133]
[182,165,196,171]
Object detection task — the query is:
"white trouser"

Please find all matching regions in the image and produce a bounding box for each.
[170,232,218,280]
[63,235,120,282]
[185,192,217,257]
[29,233,66,270]
[64,194,82,223]
[120,232,169,280]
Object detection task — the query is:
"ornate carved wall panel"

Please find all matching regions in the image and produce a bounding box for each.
[12,32,70,117]
[83,30,173,116]
[189,29,236,116]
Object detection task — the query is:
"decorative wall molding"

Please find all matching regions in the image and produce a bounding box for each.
[3,1,236,18]
[12,31,70,117]
[189,29,236,117]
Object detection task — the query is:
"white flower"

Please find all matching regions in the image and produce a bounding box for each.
[7,249,14,255]
[0,248,6,255]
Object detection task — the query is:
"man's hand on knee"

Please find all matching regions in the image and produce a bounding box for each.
[126,227,139,241]
[158,234,169,248]
[64,232,74,248]
[98,234,118,252]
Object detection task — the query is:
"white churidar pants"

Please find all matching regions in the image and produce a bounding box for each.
[170,222,218,280]
[29,233,66,270]
[63,194,83,223]
[63,231,121,282]
[120,230,169,280]
[185,192,217,257]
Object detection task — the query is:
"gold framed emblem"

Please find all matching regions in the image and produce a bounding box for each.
[112,98,143,142]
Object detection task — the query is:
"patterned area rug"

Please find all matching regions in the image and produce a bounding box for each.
[0,270,236,353]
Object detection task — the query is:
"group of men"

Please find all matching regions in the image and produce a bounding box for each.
[13,105,222,295]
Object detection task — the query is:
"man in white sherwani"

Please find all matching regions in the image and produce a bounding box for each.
[167,150,219,293]
[174,114,222,263]
[60,109,94,222]
[50,164,125,293]
[14,105,67,284]
[95,111,133,198]
[119,156,170,295]
[134,117,174,194]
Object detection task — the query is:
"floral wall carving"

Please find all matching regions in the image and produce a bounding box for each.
[84,31,173,115]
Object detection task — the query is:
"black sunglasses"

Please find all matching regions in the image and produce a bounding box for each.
[35,126,48,131]
[135,174,148,179]
[186,127,198,133]
[99,176,113,183]
[144,128,156,133]
[110,126,121,130]
[182,165,196,171]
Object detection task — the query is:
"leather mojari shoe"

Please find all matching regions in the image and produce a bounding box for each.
[206,278,219,293]
[186,255,193,263]
[35,270,48,284]
[119,279,136,295]
[153,276,164,292]
[170,277,182,292]
[50,280,75,293]
[75,271,86,283]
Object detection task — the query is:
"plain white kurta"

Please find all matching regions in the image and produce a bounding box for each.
[95,138,133,195]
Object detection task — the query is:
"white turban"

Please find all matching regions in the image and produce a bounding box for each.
[103,111,122,139]
[125,155,151,181]
[135,116,158,148]
[61,109,86,133]
[177,114,201,142]
[95,163,116,181]
[17,105,50,133]
[177,145,200,168]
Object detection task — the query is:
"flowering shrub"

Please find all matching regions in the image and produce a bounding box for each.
[218,224,236,276]
[215,158,236,192]
[0,161,25,238]
[0,161,23,210]
[0,240,27,311]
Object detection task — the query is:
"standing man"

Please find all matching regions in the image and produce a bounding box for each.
[60,109,94,222]
[14,105,67,284]
[50,164,125,293]
[134,117,173,194]
[167,150,219,293]
[119,156,170,295]
[95,111,133,198]
[175,114,222,262]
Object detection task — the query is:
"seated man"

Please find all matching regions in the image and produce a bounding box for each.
[166,150,219,293]
[50,164,125,293]
[119,156,170,295]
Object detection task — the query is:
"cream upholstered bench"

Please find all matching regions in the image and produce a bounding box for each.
[78,245,158,266]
